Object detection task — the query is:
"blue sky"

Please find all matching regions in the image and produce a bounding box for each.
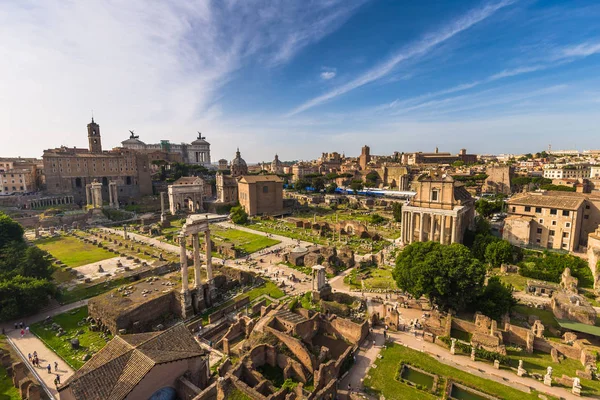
[1,0,599,162]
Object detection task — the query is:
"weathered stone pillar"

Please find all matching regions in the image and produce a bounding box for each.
[179,235,189,293]
[451,216,457,243]
[108,181,118,208]
[91,181,102,208]
[205,230,213,282]
[160,192,166,222]
[441,215,446,245]
[193,233,202,288]
[419,212,425,242]
[429,214,435,241]
[409,212,414,244]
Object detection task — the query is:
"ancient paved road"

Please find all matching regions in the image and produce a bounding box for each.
[1,301,88,399]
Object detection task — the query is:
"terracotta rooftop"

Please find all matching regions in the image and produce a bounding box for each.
[508,191,587,210]
[60,323,205,400]
[238,175,283,183]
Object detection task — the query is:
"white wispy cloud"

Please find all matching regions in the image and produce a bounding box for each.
[560,41,600,58]
[320,67,337,80]
[0,0,365,157]
[286,0,516,116]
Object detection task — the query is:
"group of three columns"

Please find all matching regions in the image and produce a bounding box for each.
[179,230,213,294]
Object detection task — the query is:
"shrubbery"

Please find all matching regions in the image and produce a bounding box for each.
[0,212,56,321]
[519,252,593,286]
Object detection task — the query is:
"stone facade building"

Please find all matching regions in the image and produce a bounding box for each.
[121,131,211,167]
[0,157,43,194]
[400,148,477,165]
[42,119,152,204]
[215,172,238,204]
[483,165,514,195]
[238,175,284,216]
[400,171,475,245]
[503,191,600,251]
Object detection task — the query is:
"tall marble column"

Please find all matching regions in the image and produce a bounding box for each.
[451,216,457,244]
[179,235,189,293]
[429,214,435,241]
[205,230,213,282]
[192,233,202,288]
[441,215,446,245]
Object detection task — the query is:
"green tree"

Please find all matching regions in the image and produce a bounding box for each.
[392,202,403,222]
[325,183,338,194]
[370,214,386,224]
[451,160,465,167]
[365,171,379,187]
[475,276,516,321]
[393,242,486,311]
[21,246,54,279]
[312,177,325,192]
[0,276,55,321]
[0,212,24,248]
[230,206,248,225]
[475,198,502,218]
[349,180,364,193]
[295,178,310,192]
[484,240,514,268]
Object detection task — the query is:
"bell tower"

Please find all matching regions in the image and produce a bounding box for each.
[87,118,102,153]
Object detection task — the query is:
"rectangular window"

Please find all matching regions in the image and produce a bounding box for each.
[562,210,570,216]
[550,209,557,215]
[431,190,439,201]
[539,219,543,224]
[549,230,555,236]
[584,215,589,219]
[263,186,269,193]
[537,228,543,234]
[562,232,569,238]
[535,207,542,213]
[565,222,571,228]
[551,221,556,226]
[524,206,531,212]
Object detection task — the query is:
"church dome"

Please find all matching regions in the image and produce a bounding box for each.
[231,149,247,168]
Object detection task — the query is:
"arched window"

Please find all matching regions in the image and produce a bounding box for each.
[75,177,82,188]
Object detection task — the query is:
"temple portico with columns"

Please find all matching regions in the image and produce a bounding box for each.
[178,214,215,317]
[400,171,475,245]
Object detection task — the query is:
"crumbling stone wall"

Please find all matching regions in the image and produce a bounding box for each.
[208,296,250,324]
[265,326,316,372]
[325,316,369,344]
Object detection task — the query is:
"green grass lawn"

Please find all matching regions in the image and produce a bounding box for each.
[365,343,555,400]
[497,273,529,291]
[512,305,560,335]
[225,388,253,400]
[344,265,397,290]
[0,337,20,400]
[505,350,600,397]
[30,307,110,370]
[212,227,280,254]
[35,235,115,268]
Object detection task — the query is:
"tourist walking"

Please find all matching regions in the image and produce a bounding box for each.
[54,361,58,371]
[55,374,61,384]
[47,364,51,374]
[20,329,24,338]
[28,353,32,363]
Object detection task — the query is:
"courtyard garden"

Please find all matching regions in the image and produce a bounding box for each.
[140,220,280,256]
[30,306,111,370]
[343,264,397,290]
[364,343,556,400]
[34,235,115,268]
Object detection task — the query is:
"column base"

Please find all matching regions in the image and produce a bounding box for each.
[176,290,194,319]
